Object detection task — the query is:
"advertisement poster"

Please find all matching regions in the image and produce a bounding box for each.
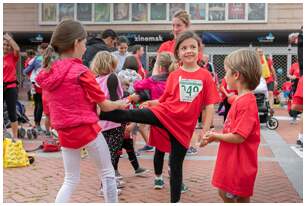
[150,3,167,21]
[77,3,92,21]
[208,3,225,21]
[228,3,245,20]
[169,3,185,19]
[132,3,148,22]
[41,4,57,22]
[248,3,266,20]
[190,3,206,20]
[59,3,74,21]
[113,3,129,21]
[94,3,110,22]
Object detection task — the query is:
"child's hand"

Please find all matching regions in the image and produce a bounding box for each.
[4,33,12,41]
[139,100,151,108]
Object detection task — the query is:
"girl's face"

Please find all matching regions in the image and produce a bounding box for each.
[172,17,188,38]
[224,65,238,90]
[3,39,11,55]
[178,38,199,66]
[117,43,128,55]
[74,38,87,59]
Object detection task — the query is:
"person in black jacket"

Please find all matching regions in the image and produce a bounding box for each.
[83,29,118,67]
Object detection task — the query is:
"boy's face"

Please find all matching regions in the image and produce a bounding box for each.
[224,65,238,90]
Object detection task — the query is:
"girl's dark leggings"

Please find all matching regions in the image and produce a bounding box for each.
[101,109,187,203]
[33,93,43,125]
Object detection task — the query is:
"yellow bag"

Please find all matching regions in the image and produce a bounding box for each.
[261,56,271,78]
[3,138,30,168]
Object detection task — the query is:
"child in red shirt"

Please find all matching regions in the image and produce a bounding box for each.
[36,20,127,203]
[100,31,220,202]
[202,49,261,203]
[282,78,292,101]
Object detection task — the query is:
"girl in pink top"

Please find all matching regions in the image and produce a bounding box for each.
[36,20,127,203]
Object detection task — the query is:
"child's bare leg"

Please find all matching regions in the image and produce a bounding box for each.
[138,123,149,144]
[218,189,236,203]
[237,196,250,203]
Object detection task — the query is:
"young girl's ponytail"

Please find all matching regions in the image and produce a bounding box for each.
[43,45,55,71]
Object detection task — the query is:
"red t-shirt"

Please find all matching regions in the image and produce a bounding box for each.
[57,70,106,149]
[4,52,19,88]
[289,62,300,78]
[220,78,238,101]
[293,76,303,105]
[150,67,220,149]
[282,81,292,92]
[212,93,260,197]
[135,55,147,79]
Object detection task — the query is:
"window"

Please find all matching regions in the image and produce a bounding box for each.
[41,4,57,22]
[132,3,148,22]
[169,3,185,20]
[113,3,129,21]
[150,3,167,21]
[190,3,206,20]
[59,3,74,21]
[228,3,245,20]
[94,3,111,22]
[248,3,266,20]
[208,4,225,21]
[77,3,92,22]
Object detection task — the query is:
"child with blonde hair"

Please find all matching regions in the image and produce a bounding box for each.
[92,51,148,185]
[202,49,261,203]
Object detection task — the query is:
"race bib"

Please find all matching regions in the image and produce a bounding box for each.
[179,77,203,102]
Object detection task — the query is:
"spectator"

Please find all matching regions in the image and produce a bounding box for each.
[112,36,129,73]
[83,29,118,67]
[132,44,147,79]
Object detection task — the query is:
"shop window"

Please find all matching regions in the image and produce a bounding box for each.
[208,4,225,21]
[169,3,185,20]
[150,3,167,21]
[228,3,245,20]
[41,4,57,22]
[77,3,92,22]
[132,3,148,22]
[94,3,111,22]
[248,3,266,21]
[59,3,74,21]
[190,3,206,21]
[113,3,130,21]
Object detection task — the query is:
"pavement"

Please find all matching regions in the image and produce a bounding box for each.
[3,91,304,203]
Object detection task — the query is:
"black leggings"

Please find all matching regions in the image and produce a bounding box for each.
[33,93,43,125]
[154,148,165,176]
[102,126,124,171]
[101,109,187,203]
[4,88,18,122]
[121,138,140,171]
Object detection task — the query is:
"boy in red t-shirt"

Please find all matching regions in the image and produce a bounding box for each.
[202,49,261,203]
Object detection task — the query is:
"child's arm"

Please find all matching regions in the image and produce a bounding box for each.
[201,104,214,134]
[4,33,20,57]
[205,131,245,144]
[220,85,230,97]
[98,99,128,112]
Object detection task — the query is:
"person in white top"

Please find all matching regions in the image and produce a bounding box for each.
[112,36,129,73]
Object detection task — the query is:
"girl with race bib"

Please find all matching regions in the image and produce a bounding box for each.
[100,31,220,203]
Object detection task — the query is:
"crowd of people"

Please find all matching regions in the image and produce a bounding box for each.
[3,9,303,203]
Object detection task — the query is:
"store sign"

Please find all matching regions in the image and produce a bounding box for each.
[134,34,164,42]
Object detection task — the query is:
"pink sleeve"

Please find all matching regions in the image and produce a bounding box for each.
[134,78,153,92]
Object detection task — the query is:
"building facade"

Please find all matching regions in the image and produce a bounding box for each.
[3,3,303,86]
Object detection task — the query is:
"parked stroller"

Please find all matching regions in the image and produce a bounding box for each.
[255,93,279,130]
[3,101,38,139]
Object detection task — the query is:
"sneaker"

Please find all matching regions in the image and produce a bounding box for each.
[116,179,125,189]
[290,118,297,124]
[81,148,89,159]
[45,130,51,137]
[98,188,121,197]
[35,125,44,133]
[181,183,189,193]
[115,170,123,180]
[135,167,149,176]
[186,146,198,156]
[154,178,164,189]
[138,145,155,152]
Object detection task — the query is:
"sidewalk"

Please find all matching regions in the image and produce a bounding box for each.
[3,96,303,203]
